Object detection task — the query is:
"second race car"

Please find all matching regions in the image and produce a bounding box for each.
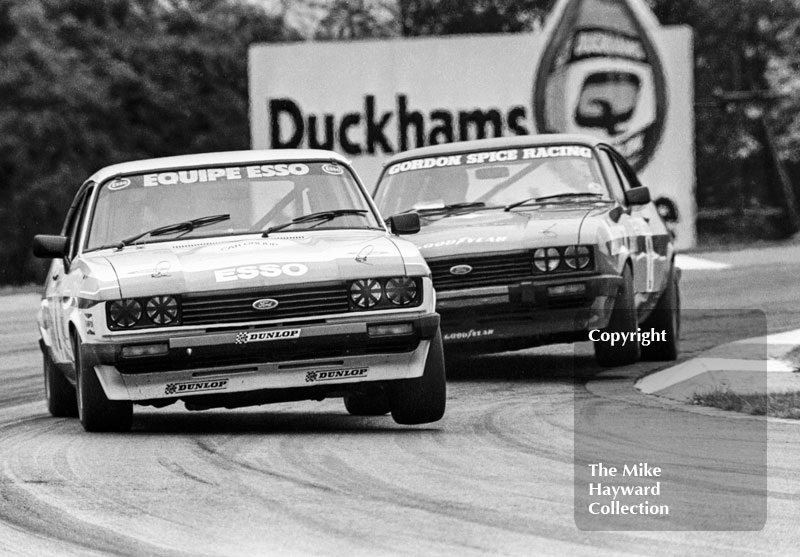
[372,134,680,366]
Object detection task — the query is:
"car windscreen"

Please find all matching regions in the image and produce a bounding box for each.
[373,145,609,216]
[86,161,381,250]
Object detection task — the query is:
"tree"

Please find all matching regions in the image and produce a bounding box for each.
[0,0,294,284]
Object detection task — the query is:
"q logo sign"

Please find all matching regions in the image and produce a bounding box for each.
[534,0,667,171]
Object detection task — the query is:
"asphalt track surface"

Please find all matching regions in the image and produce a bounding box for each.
[2,244,800,556]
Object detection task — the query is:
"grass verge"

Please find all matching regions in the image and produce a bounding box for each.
[692,390,800,419]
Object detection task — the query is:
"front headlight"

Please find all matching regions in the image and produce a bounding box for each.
[348,277,423,310]
[145,295,179,325]
[564,245,592,270]
[108,299,142,328]
[107,295,182,330]
[385,277,419,306]
[350,279,383,308]
[534,247,561,272]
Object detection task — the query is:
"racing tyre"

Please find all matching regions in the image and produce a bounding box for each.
[388,329,446,425]
[44,350,78,418]
[73,337,132,432]
[640,265,680,361]
[594,265,641,367]
[344,393,391,416]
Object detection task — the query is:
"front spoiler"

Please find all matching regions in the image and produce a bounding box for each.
[436,274,622,344]
[95,344,430,401]
[85,313,439,402]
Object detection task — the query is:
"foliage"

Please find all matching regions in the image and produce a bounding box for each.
[2,0,800,283]
[0,0,292,284]
[649,0,800,210]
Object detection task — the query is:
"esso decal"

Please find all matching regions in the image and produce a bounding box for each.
[215,263,309,282]
[245,163,309,178]
[107,177,131,190]
[321,163,344,175]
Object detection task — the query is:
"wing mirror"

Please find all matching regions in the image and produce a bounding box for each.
[625,186,651,206]
[387,212,420,235]
[33,235,68,258]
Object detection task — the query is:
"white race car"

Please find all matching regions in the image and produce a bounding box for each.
[34,150,444,432]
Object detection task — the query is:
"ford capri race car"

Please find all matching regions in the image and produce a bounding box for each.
[34,150,445,432]
[372,134,680,366]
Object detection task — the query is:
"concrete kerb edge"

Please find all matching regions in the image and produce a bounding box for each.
[634,329,800,402]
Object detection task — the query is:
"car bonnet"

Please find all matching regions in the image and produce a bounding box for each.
[98,232,408,298]
[411,206,608,259]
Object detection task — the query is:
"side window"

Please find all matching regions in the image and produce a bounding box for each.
[610,153,643,191]
[65,187,93,261]
[596,149,625,204]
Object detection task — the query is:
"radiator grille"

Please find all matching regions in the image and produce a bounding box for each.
[181,282,350,326]
[428,252,533,291]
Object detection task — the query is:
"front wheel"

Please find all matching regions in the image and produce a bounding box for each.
[74,337,132,432]
[44,350,78,418]
[594,265,641,367]
[640,265,680,361]
[388,329,446,425]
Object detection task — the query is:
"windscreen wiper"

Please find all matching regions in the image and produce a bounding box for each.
[504,193,604,212]
[403,202,487,215]
[115,214,231,249]
[262,209,368,237]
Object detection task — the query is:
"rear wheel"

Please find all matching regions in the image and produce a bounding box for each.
[388,329,446,425]
[594,265,641,367]
[343,393,390,416]
[43,350,78,418]
[73,336,132,432]
[640,265,680,361]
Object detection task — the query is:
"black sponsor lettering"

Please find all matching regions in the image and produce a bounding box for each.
[429,110,454,144]
[315,368,368,380]
[174,379,229,392]
[365,95,393,154]
[308,114,335,149]
[508,106,529,135]
[339,113,362,155]
[269,98,304,148]
[398,94,424,151]
[459,108,503,140]
[267,94,530,154]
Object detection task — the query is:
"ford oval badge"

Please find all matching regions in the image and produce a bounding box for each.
[450,264,473,276]
[252,298,279,311]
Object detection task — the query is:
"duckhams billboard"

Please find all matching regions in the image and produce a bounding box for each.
[249,0,695,248]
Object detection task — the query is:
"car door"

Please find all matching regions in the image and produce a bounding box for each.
[51,184,93,372]
[595,147,652,302]
[609,152,669,296]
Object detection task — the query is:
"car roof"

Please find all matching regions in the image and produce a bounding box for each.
[382,134,604,165]
[87,149,350,184]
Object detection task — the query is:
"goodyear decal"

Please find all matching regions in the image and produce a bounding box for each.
[421,236,507,249]
[444,329,495,341]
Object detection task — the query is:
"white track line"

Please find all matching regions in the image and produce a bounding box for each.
[674,254,731,270]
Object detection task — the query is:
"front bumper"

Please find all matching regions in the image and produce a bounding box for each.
[84,313,439,402]
[436,274,622,344]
